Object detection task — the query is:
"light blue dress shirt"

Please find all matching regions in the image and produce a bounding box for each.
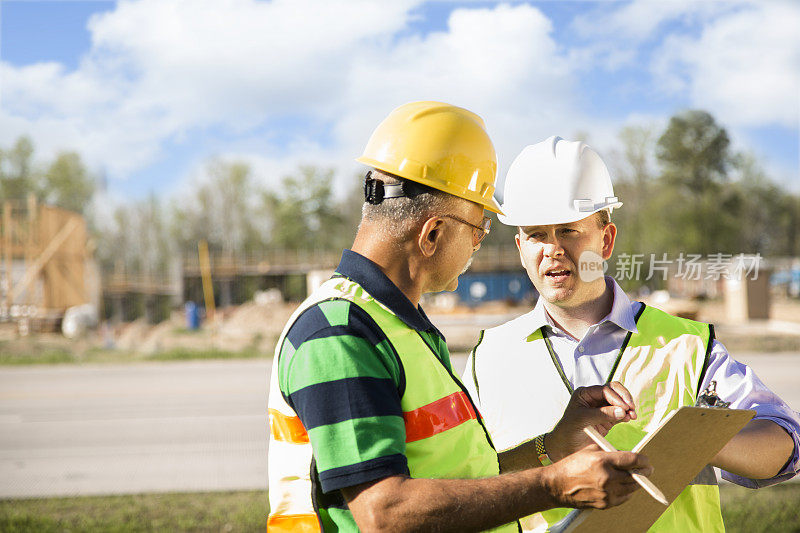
[529,276,800,488]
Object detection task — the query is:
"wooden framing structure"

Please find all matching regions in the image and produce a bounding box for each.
[1,197,89,320]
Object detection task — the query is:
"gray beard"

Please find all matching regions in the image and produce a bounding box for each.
[460,256,474,276]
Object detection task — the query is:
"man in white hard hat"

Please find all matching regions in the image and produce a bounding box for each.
[463,136,800,532]
[268,107,654,532]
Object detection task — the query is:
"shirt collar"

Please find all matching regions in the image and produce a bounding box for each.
[523,276,639,338]
[602,277,639,333]
[334,249,438,333]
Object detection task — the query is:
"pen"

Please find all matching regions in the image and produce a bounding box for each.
[583,426,668,506]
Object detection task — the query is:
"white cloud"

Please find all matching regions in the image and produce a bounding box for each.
[573,0,740,43]
[338,3,584,194]
[570,0,742,71]
[1,0,421,178]
[85,0,419,123]
[0,0,796,199]
[652,0,800,128]
[179,3,585,198]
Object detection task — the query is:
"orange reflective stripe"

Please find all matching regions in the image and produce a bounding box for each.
[403,391,478,443]
[267,513,320,532]
[269,408,309,444]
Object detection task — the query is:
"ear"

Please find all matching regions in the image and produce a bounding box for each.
[514,231,526,269]
[418,217,445,258]
[601,222,617,260]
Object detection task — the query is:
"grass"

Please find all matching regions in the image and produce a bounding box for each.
[0,341,268,365]
[144,347,264,362]
[0,491,268,533]
[1,484,799,532]
[0,346,75,365]
[721,483,800,532]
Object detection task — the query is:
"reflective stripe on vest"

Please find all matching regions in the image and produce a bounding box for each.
[267,513,321,532]
[268,277,519,532]
[486,304,723,533]
[269,392,479,446]
[404,391,479,442]
[269,408,309,444]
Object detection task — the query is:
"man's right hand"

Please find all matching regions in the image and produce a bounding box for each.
[546,382,637,462]
[544,446,652,509]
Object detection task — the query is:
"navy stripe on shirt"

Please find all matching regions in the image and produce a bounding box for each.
[290,376,403,431]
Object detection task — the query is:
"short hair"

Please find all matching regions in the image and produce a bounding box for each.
[360,169,457,237]
[595,208,611,228]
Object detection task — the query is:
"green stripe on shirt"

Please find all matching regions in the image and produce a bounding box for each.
[308,415,407,471]
[285,335,400,395]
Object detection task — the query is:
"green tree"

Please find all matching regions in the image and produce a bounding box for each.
[655,110,740,256]
[657,110,732,192]
[42,152,95,214]
[94,196,173,280]
[207,160,262,255]
[334,171,369,249]
[610,125,657,256]
[263,166,344,250]
[94,204,133,275]
[137,194,172,275]
[729,153,800,256]
[171,159,265,257]
[0,136,37,202]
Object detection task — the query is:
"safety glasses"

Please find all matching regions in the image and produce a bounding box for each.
[440,214,492,246]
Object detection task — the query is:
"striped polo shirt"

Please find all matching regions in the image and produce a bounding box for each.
[276,249,451,529]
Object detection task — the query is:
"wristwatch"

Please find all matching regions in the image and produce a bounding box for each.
[534,433,551,466]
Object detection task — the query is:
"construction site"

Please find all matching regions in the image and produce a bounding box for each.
[1,199,799,361]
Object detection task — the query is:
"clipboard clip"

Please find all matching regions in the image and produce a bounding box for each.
[695,381,730,409]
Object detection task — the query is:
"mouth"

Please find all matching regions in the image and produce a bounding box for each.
[544,269,571,281]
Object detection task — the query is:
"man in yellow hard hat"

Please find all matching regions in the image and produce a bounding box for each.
[267,103,654,531]
[463,136,800,532]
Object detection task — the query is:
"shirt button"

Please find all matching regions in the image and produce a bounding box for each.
[578,346,585,353]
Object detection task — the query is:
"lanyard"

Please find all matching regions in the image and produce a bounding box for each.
[538,306,644,394]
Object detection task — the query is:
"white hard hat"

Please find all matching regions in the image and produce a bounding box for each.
[498,136,622,226]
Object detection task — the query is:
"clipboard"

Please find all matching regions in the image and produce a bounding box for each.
[552,406,755,533]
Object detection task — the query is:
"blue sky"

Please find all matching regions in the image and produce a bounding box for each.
[1,0,798,203]
[2,1,114,69]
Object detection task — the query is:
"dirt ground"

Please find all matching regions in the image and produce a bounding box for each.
[1,295,798,358]
[0,300,297,359]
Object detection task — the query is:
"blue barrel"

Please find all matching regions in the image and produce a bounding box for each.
[185,301,201,330]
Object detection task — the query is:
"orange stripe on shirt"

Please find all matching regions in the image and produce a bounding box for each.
[404,391,478,443]
[269,408,309,444]
[267,513,320,532]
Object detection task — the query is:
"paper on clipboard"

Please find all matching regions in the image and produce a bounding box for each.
[551,406,755,533]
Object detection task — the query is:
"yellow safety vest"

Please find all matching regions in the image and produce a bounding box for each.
[475,304,723,532]
[268,277,520,532]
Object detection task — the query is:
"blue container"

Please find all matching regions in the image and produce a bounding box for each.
[185,301,201,330]
[454,272,536,304]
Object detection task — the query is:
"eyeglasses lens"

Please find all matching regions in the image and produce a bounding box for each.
[474,217,491,245]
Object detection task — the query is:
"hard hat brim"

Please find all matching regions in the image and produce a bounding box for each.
[497,201,622,227]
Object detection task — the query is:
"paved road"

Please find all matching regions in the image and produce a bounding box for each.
[1,353,798,498]
[0,361,270,498]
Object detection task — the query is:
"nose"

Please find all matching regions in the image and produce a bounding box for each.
[542,237,565,258]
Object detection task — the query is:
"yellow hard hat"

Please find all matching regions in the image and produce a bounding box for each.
[356,101,503,214]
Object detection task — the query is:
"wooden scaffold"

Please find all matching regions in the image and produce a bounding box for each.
[0,196,90,331]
